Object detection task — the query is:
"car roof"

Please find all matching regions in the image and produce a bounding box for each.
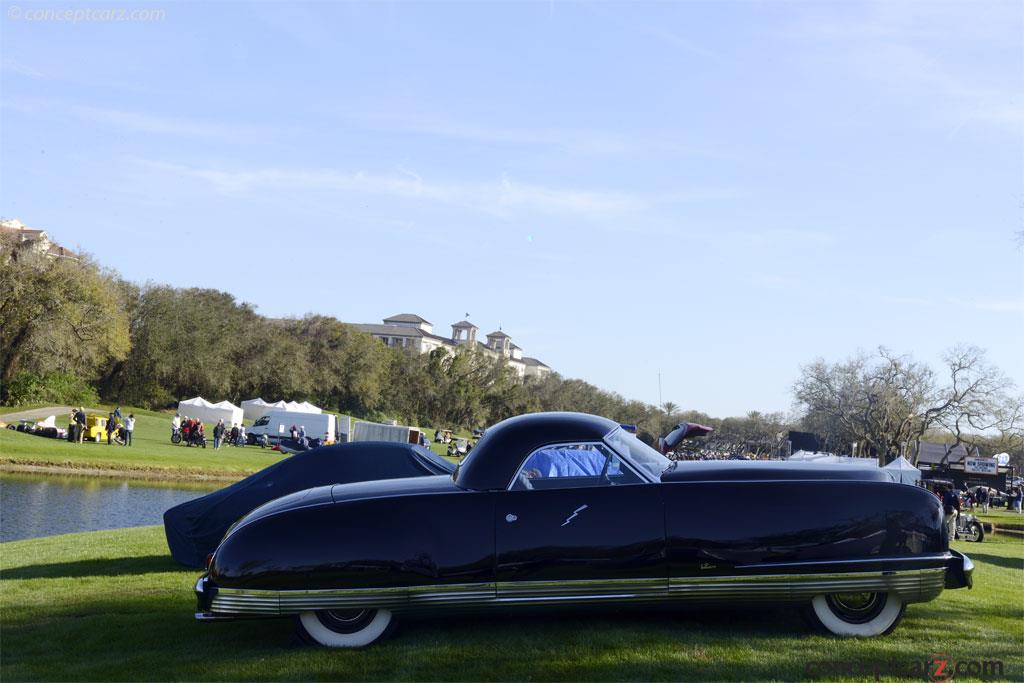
[454,412,620,491]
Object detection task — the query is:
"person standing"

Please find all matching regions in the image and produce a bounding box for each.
[74,407,86,444]
[213,419,225,449]
[977,486,989,514]
[1014,487,1023,514]
[105,413,117,445]
[941,485,961,540]
[123,413,135,446]
[114,406,123,421]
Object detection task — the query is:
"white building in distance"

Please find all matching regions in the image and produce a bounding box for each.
[0,218,78,261]
[356,313,552,379]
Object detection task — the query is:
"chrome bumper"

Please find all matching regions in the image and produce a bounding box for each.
[946,550,974,589]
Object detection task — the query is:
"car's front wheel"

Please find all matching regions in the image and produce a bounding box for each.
[296,609,394,647]
[806,592,905,636]
[962,521,985,542]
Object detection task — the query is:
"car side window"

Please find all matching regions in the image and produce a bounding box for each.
[511,443,643,490]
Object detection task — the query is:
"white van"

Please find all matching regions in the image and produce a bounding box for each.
[247,410,336,445]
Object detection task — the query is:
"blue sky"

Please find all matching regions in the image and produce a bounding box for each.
[1,1,1021,417]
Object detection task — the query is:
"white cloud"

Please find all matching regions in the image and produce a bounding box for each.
[137,160,724,218]
[734,228,839,248]
[0,59,47,78]
[949,297,1024,314]
[335,110,749,163]
[68,105,275,142]
[780,2,1023,136]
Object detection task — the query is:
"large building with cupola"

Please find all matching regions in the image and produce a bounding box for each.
[355,313,552,379]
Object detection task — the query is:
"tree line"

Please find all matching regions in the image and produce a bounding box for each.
[1,234,1020,466]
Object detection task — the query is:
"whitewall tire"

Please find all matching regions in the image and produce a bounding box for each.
[296,609,394,648]
[808,592,905,637]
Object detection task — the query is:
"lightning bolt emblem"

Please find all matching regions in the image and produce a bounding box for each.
[561,504,589,527]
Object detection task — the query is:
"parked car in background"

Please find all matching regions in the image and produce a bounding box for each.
[195,412,972,647]
[247,410,335,446]
[84,414,111,442]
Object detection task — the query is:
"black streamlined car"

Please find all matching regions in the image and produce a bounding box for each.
[195,412,972,647]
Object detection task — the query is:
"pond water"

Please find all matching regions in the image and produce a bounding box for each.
[0,473,217,543]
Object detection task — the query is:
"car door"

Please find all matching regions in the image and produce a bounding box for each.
[495,442,666,602]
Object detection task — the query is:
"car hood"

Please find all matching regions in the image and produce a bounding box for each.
[662,460,891,482]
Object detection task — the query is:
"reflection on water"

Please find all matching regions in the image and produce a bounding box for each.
[0,473,219,542]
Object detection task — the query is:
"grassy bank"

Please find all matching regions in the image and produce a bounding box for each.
[0,408,287,480]
[0,405,464,479]
[1,527,1021,681]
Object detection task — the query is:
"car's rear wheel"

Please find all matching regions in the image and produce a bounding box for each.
[296,608,394,647]
[806,592,905,636]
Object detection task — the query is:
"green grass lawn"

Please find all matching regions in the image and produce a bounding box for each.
[0,408,287,479]
[1,528,1020,682]
[972,508,1024,525]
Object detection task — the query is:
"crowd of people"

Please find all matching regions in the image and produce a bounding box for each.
[68,406,135,446]
[931,481,1023,542]
[171,415,252,449]
[212,419,249,449]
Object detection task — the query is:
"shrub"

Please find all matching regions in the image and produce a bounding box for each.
[2,372,101,407]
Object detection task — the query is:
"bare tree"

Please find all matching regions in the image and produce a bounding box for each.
[793,346,1019,464]
[922,346,1019,464]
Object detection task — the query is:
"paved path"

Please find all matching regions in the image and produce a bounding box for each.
[1,406,76,422]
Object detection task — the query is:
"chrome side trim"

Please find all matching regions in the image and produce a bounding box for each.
[206,569,946,616]
[737,553,955,571]
[494,577,666,605]
[669,569,945,603]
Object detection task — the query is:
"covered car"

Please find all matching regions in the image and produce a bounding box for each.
[164,441,453,567]
[195,412,972,647]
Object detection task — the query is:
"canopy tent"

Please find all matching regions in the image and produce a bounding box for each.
[883,456,922,485]
[177,396,243,426]
[241,398,323,421]
[283,400,321,413]
[788,451,880,468]
[241,398,283,420]
[163,442,454,567]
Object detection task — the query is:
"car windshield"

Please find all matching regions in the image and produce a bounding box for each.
[604,427,671,481]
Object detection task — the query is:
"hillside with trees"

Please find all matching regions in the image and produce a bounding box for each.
[1,233,1020,467]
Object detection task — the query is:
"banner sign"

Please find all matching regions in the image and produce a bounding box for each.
[964,457,998,475]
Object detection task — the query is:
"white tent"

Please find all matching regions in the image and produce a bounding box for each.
[296,401,321,414]
[241,398,281,421]
[241,398,323,421]
[177,396,244,426]
[788,451,881,468]
[883,456,922,485]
